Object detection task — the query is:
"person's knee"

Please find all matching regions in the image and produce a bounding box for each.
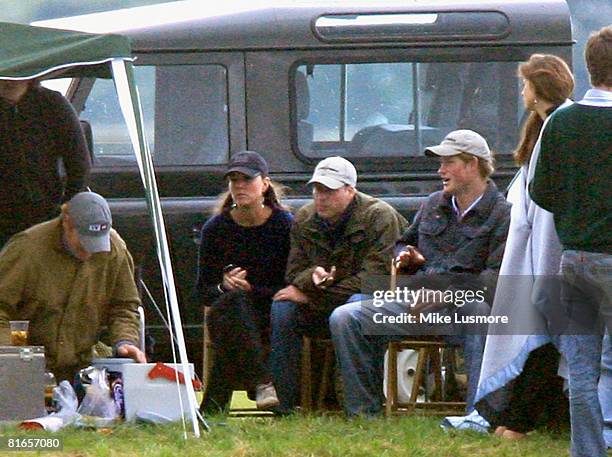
[329,302,360,334]
[271,300,299,329]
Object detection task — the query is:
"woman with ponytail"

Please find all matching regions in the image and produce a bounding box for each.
[196,150,293,413]
[475,54,574,439]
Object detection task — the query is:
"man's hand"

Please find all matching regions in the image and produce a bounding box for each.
[222,267,252,292]
[394,245,426,272]
[117,343,147,363]
[273,285,309,304]
[312,265,336,289]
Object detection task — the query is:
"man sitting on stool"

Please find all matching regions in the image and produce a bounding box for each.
[330,130,510,416]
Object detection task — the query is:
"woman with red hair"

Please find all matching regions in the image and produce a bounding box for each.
[475,54,574,439]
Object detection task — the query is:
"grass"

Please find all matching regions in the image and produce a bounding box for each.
[0,392,572,457]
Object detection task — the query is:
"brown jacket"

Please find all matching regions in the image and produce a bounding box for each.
[0,218,140,378]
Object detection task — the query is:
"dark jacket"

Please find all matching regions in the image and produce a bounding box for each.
[0,84,90,243]
[395,181,511,302]
[287,191,408,314]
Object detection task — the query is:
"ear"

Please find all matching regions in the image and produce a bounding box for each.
[262,177,271,193]
[467,156,479,171]
[60,204,72,229]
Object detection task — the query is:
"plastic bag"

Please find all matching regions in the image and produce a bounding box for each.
[76,367,120,426]
[19,381,79,432]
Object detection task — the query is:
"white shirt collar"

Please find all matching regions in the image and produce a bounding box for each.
[452,193,483,220]
[578,88,612,107]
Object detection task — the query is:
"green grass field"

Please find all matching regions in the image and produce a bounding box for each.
[0,391,572,457]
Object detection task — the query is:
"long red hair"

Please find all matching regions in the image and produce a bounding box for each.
[514,54,574,165]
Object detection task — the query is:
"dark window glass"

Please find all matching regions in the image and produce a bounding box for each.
[82,64,229,167]
[294,61,520,159]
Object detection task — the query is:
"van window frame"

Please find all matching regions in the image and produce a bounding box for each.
[72,51,246,172]
[286,45,570,172]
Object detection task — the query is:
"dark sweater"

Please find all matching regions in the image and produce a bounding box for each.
[196,207,293,306]
[0,85,90,242]
[530,103,611,253]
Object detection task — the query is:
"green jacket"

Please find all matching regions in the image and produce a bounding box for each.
[286,191,407,314]
[0,218,140,379]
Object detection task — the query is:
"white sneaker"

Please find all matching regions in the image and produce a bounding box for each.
[255,382,280,410]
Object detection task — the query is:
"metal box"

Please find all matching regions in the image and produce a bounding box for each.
[0,346,46,421]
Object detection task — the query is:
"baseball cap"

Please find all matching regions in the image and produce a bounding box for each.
[424,130,492,162]
[224,150,269,178]
[67,192,112,254]
[307,156,357,190]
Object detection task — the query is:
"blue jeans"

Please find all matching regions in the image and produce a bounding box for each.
[329,297,489,416]
[269,295,367,414]
[269,300,303,414]
[552,250,612,457]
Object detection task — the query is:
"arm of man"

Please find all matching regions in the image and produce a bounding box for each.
[0,236,31,345]
[394,204,423,259]
[284,215,318,297]
[107,239,144,362]
[49,90,91,201]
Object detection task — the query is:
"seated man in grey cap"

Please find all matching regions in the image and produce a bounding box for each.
[270,156,407,414]
[329,130,510,416]
[0,191,145,382]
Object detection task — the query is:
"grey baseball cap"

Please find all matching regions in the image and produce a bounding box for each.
[425,129,492,162]
[307,156,357,190]
[67,192,112,253]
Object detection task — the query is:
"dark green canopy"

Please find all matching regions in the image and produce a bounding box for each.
[0,22,132,79]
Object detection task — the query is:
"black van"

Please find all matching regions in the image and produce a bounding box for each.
[40,0,573,373]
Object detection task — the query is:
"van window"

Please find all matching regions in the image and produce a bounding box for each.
[294,60,519,159]
[81,64,229,167]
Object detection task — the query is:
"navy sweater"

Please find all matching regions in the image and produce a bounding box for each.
[196,207,293,306]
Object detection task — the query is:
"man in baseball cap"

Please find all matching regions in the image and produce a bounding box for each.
[330,129,510,417]
[270,156,407,414]
[65,191,112,255]
[0,191,145,382]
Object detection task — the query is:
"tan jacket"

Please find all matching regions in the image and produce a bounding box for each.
[0,218,140,377]
[286,191,407,314]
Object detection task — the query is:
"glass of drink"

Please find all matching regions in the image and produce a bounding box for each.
[9,320,29,346]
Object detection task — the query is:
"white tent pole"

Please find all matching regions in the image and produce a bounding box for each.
[110,58,201,438]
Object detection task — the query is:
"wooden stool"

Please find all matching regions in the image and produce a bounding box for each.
[300,336,336,412]
[385,338,466,416]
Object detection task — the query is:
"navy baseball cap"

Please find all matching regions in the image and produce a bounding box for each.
[224,150,269,178]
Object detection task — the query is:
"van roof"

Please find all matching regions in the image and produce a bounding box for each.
[35,0,572,52]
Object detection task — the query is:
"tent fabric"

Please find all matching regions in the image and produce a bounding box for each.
[0,22,132,79]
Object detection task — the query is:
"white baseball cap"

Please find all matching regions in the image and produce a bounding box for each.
[425,129,492,162]
[307,156,357,190]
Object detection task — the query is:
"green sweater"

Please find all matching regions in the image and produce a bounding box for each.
[0,218,140,379]
[530,103,611,253]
